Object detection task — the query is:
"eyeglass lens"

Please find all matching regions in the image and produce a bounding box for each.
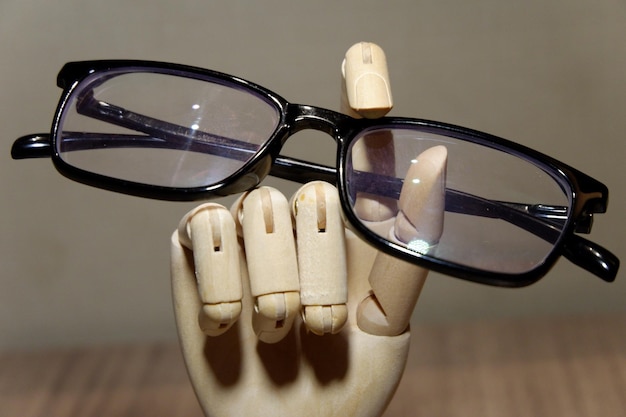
[57,70,281,188]
[57,69,572,276]
[346,127,570,275]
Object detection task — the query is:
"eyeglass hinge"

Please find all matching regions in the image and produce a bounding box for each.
[574,213,594,234]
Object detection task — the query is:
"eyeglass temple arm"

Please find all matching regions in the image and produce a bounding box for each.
[11,134,51,159]
[562,234,619,282]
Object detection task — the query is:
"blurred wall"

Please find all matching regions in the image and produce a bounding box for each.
[1,0,624,350]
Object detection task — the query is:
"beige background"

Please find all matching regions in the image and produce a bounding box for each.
[1,0,624,350]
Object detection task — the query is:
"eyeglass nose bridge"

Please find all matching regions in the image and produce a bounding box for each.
[286,104,353,141]
[265,104,351,187]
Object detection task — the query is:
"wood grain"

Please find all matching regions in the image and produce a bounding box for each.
[1,314,624,417]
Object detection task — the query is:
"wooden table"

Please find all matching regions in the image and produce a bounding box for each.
[2,314,624,417]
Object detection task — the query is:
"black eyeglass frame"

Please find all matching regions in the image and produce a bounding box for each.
[11,60,620,287]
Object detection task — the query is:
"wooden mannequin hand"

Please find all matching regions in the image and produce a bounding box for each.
[170,181,427,417]
[169,43,443,416]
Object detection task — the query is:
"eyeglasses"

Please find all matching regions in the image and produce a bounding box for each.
[11,60,619,287]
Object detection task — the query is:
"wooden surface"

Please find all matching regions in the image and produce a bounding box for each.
[1,314,624,417]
